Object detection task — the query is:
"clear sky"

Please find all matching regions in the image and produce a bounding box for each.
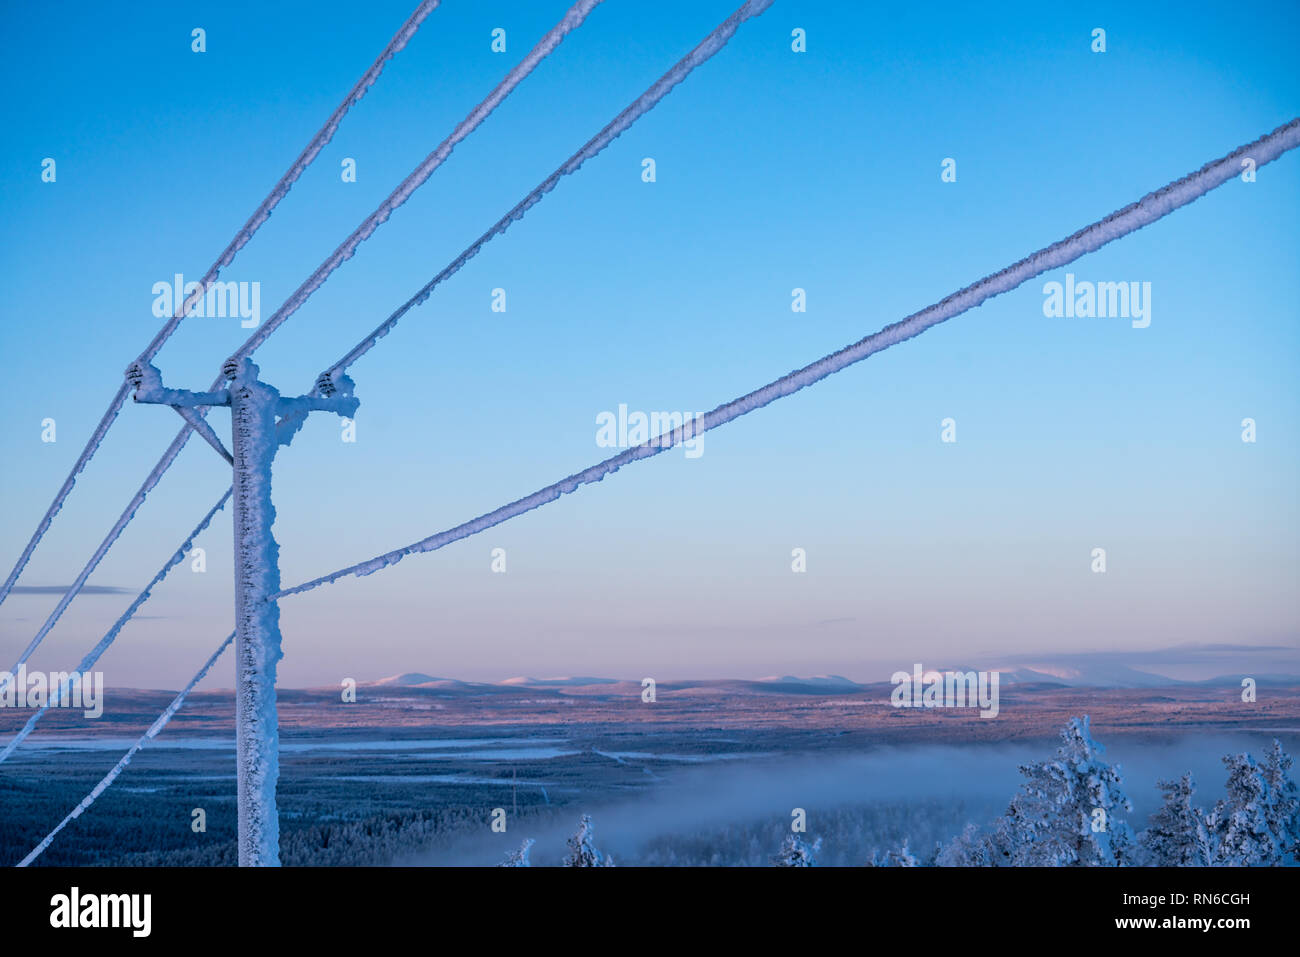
[1,0,1297,689]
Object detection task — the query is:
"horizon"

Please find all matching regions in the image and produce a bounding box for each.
[8,639,1295,691]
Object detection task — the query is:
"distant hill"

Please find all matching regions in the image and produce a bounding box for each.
[499,676,623,687]
[992,664,1175,688]
[367,673,478,690]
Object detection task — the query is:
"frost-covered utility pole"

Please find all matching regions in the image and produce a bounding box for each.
[127,357,357,866]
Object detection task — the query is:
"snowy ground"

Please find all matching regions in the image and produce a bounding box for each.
[2,680,1295,865]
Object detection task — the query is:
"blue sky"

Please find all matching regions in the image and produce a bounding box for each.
[1,0,1297,688]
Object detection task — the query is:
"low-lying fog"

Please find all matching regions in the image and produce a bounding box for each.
[402,732,1295,866]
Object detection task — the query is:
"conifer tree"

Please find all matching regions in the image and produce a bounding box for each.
[1260,739,1300,864]
[1139,774,1212,866]
[498,837,535,867]
[986,716,1134,866]
[772,833,821,866]
[935,823,992,867]
[1209,753,1278,866]
[564,814,614,867]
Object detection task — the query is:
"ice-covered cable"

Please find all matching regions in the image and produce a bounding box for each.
[233,0,606,359]
[0,0,441,612]
[16,631,236,868]
[0,0,589,675]
[316,0,779,389]
[0,491,232,764]
[271,116,1300,601]
[6,1,778,852]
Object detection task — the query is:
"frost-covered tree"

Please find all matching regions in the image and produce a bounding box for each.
[876,840,919,867]
[1206,741,1300,866]
[935,823,992,867]
[1260,739,1300,864]
[986,716,1134,866]
[498,838,535,867]
[1209,753,1279,866]
[564,814,614,867]
[1139,774,1212,867]
[772,834,821,867]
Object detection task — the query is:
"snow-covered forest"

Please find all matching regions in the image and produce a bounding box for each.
[499,718,1299,867]
[11,717,1294,867]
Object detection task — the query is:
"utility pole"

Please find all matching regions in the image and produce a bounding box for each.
[127,357,358,866]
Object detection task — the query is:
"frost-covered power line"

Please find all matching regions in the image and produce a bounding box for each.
[17,631,236,868]
[3,0,776,705]
[0,0,601,692]
[271,116,1300,601]
[10,0,782,864]
[25,13,1294,870]
[0,491,232,764]
[0,0,442,613]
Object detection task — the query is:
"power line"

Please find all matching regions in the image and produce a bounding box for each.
[270,117,1300,603]
[31,9,1291,871]
[0,0,442,612]
[0,0,602,691]
[3,0,773,704]
[10,0,781,863]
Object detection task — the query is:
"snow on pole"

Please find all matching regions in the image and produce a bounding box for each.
[114,359,353,866]
[271,116,1300,601]
[17,631,236,868]
[0,490,232,764]
[232,0,606,360]
[0,1,440,613]
[315,0,778,392]
[219,358,358,867]
[227,361,287,867]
